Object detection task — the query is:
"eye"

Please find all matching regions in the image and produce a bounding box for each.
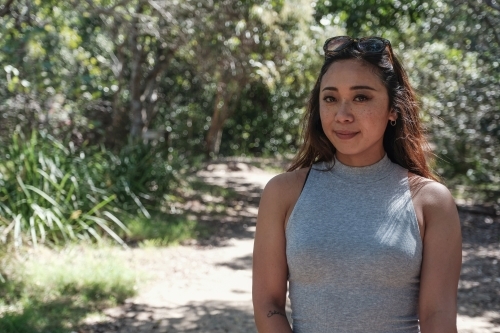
[323,96,336,103]
[354,95,370,102]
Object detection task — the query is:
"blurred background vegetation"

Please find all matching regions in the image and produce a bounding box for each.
[1,0,498,246]
[0,0,499,255]
[0,0,498,330]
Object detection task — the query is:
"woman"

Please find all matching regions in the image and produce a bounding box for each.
[252,36,462,333]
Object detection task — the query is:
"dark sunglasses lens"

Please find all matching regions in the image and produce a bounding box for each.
[325,36,352,52]
[358,39,386,53]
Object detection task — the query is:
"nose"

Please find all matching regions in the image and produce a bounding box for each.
[335,101,354,123]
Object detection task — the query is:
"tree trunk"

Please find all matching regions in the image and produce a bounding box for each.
[129,100,144,138]
[205,80,244,158]
[206,82,229,158]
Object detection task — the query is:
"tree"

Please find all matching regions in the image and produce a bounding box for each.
[191,0,316,156]
[315,0,500,192]
[1,0,315,155]
[0,0,101,139]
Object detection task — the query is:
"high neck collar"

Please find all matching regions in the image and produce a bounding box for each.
[326,154,396,183]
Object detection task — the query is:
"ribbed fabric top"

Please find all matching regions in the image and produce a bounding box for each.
[286,155,422,333]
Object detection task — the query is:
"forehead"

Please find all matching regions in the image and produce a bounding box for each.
[320,59,385,90]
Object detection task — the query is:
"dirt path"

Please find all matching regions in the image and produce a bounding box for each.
[80,161,500,333]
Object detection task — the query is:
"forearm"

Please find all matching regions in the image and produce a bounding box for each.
[420,311,457,333]
[254,304,293,333]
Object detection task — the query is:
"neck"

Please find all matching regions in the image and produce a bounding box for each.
[329,153,394,184]
[335,149,386,167]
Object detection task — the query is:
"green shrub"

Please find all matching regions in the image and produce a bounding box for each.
[0,130,183,248]
[0,131,130,247]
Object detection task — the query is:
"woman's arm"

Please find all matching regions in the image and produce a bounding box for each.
[253,171,304,333]
[418,182,462,333]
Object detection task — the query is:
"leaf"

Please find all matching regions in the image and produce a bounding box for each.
[83,215,127,248]
[25,185,61,208]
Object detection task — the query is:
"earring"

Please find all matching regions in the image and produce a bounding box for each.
[390,119,396,126]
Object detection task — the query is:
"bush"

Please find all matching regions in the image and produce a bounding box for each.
[0,130,180,248]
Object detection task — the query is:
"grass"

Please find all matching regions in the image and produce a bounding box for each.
[0,245,139,333]
[122,212,208,247]
[0,162,245,331]
[0,125,273,333]
[0,130,185,249]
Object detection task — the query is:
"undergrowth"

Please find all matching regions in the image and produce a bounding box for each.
[0,245,139,333]
[0,129,252,331]
[0,130,182,248]
[122,212,206,247]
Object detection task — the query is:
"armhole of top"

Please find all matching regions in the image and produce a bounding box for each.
[407,170,425,243]
[300,166,312,194]
[284,166,313,232]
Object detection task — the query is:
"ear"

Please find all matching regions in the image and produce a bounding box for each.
[388,108,398,121]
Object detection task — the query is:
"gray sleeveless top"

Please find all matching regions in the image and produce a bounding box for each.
[286,155,422,333]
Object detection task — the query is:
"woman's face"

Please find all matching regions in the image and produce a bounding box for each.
[319,59,397,166]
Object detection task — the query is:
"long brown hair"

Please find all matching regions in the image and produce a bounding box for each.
[287,39,438,181]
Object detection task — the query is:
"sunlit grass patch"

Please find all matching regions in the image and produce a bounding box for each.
[0,245,139,333]
[24,247,136,303]
[123,212,208,247]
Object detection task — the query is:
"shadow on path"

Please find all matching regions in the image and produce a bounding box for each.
[80,301,256,333]
[217,254,253,271]
[186,167,270,247]
[458,207,500,323]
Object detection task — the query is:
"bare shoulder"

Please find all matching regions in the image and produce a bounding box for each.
[408,172,459,230]
[408,172,455,208]
[260,167,311,227]
[264,167,310,194]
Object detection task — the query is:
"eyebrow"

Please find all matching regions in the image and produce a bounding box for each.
[321,85,377,92]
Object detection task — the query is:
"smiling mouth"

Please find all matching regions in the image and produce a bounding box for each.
[334,131,359,140]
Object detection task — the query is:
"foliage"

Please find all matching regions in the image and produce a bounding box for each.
[0,0,107,139]
[0,246,138,333]
[0,0,320,157]
[315,0,500,198]
[0,130,182,247]
[123,213,203,247]
[0,130,127,247]
[314,0,427,35]
[0,0,498,240]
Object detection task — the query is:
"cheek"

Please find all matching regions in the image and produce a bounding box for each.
[365,105,389,121]
[366,110,380,119]
[319,102,336,116]
[319,105,330,121]
[319,110,333,134]
[319,112,336,132]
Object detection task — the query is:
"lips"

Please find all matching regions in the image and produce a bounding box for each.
[334,130,359,140]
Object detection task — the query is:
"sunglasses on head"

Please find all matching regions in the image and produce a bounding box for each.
[323,36,391,57]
